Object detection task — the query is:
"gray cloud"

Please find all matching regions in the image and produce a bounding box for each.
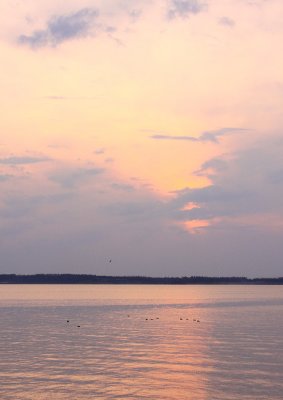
[0,155,50,165]
[18,8,99,48]
[49,167,104,188]
[151,127,247,144]
[17,2,207,49]
[218,16,235,27]
[167,0,206,19]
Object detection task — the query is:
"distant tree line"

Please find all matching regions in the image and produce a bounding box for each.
[0,274,283,284]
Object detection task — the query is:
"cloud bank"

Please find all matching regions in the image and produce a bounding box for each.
[169,137,283,228]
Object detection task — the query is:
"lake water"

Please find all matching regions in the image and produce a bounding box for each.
[0,284,283,399]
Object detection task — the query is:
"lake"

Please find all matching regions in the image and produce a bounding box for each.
[0,285,283,399]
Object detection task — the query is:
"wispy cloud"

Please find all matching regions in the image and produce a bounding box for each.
[150,127,247,144]
[18,8,99,48]
[43,95,98,100]
[151,134,199,141]
[0,155,50,165]
[167,0,206,19]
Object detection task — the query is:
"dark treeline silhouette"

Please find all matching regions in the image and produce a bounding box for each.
[0,274,283,284]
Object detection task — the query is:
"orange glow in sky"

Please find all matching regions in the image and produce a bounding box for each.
[1,0,283,275]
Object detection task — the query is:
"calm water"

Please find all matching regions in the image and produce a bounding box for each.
[0,285,283,400]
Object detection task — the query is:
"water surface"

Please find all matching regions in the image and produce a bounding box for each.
[0,285,282,399]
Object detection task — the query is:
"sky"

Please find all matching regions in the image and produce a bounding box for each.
[1,0,283,277]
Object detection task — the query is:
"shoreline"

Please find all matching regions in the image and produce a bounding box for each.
[0,274,283,285]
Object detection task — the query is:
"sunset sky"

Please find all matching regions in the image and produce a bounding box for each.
[1,0,283,276]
